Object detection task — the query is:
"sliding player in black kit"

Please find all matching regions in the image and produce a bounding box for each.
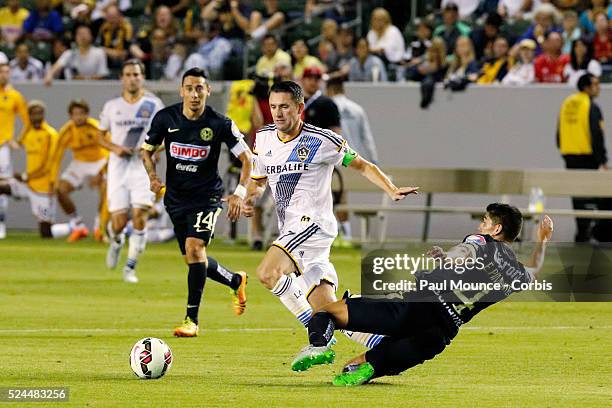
[291,203,554,385]
[141,68,253,337]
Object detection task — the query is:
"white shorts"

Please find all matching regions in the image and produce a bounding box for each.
[273,220,338,294]
[60,158,107,189]
[0,143,12,177]
[9,179,56,223]
[107,162,154,213]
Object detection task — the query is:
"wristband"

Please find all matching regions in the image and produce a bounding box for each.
[233,184,247,200]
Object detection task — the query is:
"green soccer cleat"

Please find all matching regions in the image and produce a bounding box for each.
[291,345,335,372]
[332,362,375,386]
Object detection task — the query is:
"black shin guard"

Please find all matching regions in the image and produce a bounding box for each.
[206,256,241,289]
[186,262,207,324]
[308,312,335,347]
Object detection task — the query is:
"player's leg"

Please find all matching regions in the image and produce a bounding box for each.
[0,144,12,239]
[93,170,108,242]
[256,244,313,327]
[203,256,248,316]
[57,161,89,241]
[106,178,130,269]
[122,206,149,282]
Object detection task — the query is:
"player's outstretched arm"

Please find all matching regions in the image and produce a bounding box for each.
[97,130,133,157]
[223,150,253,222]
[141,148,164,194]
[523,215,554,278]
[348,156,418,201]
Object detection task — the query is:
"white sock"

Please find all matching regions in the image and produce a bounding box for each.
[67,212,84,229]
[126,229,146,270]
[271,273,312,327]
[340,221,352,240]
[251,25,268,41]
[108,226,125,246]
[51,223,71,238]
[340,330,384,348]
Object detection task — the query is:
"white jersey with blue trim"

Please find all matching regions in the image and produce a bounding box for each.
[99,91,164,174]
[252,122,353,236]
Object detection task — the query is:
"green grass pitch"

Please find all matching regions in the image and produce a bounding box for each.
[2,233,611,407]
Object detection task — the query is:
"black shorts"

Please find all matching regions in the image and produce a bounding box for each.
[345,294,459,377]
[168,203,223,255]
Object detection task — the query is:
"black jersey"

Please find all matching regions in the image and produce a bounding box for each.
[144,103,247,212]
[416,234,534,327]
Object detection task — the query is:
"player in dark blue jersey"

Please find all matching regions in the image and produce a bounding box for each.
[291,203,554,386]
[141,68,253,337]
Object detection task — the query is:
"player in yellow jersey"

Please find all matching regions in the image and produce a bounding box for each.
[0,100,71,238]
[55,99,109,242]
[0,62,28,238]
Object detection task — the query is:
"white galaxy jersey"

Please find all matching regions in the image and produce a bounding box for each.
[99,91,164,174]
[252,122,357,236]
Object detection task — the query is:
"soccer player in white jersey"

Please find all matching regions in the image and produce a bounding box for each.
[97,59,164,283]
[244,81,419,352]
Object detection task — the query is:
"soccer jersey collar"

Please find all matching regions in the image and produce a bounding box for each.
[276,121,304,144]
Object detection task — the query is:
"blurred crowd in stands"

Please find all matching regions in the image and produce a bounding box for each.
[0,0,611,86]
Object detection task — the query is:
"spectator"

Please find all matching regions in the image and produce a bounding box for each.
[564,37,602,86]
[441,0,480,19]
[367,7,406,64]
[44,24,109,85]
[321,18,338,44]
[0,51,7,64]
[273,60,293,81]
[498,0,536,20]
[146,0,190,18]
[561,10,581,54]
[164,40,189,80]
[291,39,324,79]
[97,4,133,71]
[534,31,569,82]
[403,19,433,67]
[518,3,562,55]
[557,73,608,241]
[0,0,29,46]
[579,0,612,34]
[407,37,448,83]
[592,11,612,64]
[148,28,172,80]
[22,0,63,42]
[318,39,338,72]
[478,36,514,83]
[68,3,97,40]
[255,34,291,77]
[9,42,45,82]
[184,0,210,42]
[130,5,181,62]
[471,12,505,62]
[445,36,480,83]
[184,20,232,80]
[91,0,131,21]
[502,38,536,85]
[326,78,378,164]
[348,37,388,82]
[433,2,471,55]
[249,0,288,41]
[333,25,355,71]
[202,0,253,40]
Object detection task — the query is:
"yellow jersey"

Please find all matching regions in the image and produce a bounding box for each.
[226,80,256,134]
[0,84,28,145]
[19,122,60,194]
[558,92,595,155]
[58,118,108,162]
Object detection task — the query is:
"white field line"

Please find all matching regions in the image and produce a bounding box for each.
[0,326,610,334]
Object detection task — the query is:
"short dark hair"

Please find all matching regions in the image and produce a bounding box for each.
[486,203,523,242]
[577,72,594,92]
[485,12,503,28]
[68,99,90,114]
[181,67,208,85]
[122,58,145,76]
[326,77,345,93]
[262,33,278,43]
[269,80,304,104]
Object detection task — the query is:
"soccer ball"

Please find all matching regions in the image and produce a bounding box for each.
[129,337,173,379]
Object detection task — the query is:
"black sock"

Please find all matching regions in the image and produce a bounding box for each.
[206,256,242,290]
[308,312,335,347]
[186,262,207,324]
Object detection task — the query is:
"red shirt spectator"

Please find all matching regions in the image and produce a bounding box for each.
[592,11,612,64]
[534,31,569,83]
